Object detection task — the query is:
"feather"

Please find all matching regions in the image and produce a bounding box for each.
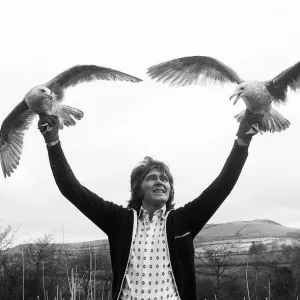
[0,103,36,177]
[0,153,7,178]
[2,151,11,177]
[268,115,277,133]
[266,60,300,103]
[63,116,76,127]
[259,108,290,133]
[147,56,242,86]
[4,150,15,172]
[10,139,22,153]
[45,65,142,101]
[60,105,84,120]
[234,109,246,123]
[56,105,84,128]
[12,134,24,145]
[7,145,19,163]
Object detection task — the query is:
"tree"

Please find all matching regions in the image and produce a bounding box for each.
[22,233,65,300]
[273,266,294,299]
[281,238,300,298]
[196,245,239,299]
[248,242,267,300]
[258,241,281,300]
[68,245,112,299]
[0,223,19,299]
[196,275,214,300]
[249,241,267,256]
[0,252,23,300]
[0,222,15,252]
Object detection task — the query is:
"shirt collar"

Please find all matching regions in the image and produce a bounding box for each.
[138,205,167,220]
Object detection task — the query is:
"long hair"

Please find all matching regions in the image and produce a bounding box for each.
[128,156,175,211]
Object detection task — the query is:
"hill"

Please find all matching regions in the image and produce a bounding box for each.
[197,219,300,241]
[7,219,300,256]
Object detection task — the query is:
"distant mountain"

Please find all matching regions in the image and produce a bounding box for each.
[7,239,110,256]
[7,219,300,256]
[197,219,300,241]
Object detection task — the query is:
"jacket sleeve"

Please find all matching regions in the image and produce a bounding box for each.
[46,141,124,236]
[181,140,249,237]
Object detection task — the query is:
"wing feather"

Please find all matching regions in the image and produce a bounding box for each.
[0,153,7,177]
[266,61,300,103]
[45,65,142,101]
[9,144,20,161]
[11,139,22,153]
[0,101,36,177]
[147,56,242,86]
[7,146,18,167]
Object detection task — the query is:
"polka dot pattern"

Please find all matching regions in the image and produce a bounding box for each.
[120,206,178,300]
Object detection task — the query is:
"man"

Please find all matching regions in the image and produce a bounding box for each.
[38,110,262,300]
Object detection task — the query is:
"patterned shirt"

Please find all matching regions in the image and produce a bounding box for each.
[120,205,179,300]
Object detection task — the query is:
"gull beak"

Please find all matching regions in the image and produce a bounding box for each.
[229,91,242,105]
[47,92,53,100]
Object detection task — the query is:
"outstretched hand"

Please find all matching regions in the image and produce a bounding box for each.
[236,109,264,145]
[38,114,60,144]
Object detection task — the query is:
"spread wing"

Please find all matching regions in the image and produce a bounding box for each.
[0,100,36,178]
[266,60,300,104]
[45,65,142,101]
[147,56,242,86]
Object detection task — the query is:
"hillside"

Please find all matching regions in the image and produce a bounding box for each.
[197,219,300,241]
[194,219,300,256]
[8,238,110,256]
[7,219,300,256]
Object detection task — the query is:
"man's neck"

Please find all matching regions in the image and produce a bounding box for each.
[141,203,165,220]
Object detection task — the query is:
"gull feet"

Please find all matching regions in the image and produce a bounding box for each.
[39,123,54,135]
[246,123,263,135]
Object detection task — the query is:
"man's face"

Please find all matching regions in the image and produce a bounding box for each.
[140,168,171,208]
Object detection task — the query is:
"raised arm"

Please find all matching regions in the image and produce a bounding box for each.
[38,114,123,235]
[181,110,264,237]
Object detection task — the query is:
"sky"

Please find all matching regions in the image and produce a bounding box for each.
[1,0,300,246]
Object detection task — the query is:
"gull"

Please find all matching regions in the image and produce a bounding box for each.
[147,56,300,134]
[0,65,142,178]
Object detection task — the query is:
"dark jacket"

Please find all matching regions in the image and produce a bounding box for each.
[46,141,249,300]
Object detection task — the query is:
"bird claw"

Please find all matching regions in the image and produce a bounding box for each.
[39,123,53,135]
[246,123,263,135]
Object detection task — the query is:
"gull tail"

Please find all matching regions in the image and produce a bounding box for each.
[58,105,84,129]
[234,108,290,133]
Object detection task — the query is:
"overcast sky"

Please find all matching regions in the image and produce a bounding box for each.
[1,0,300,246]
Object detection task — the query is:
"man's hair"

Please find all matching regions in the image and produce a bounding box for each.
[128,156,175,211]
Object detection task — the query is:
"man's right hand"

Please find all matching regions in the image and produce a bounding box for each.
[236,109,264,145]
[38,114,60,145]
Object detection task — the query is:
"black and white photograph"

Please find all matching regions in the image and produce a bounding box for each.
[1,1,300,299]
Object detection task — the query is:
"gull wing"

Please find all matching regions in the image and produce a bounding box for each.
[0,100,36,178]
[45,65,142,101]
[147,56,242,86]
[266,60,300,104]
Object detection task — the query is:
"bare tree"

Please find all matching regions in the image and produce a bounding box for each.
[0,252,23,299]
[258,241,281,300]
[281,235,300,298]
[22,233,64,299]
[0,222,15,251]
[69,245,112,299]
[0,222,19,299]
[248,241,267,300]
[196,244,239,299]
